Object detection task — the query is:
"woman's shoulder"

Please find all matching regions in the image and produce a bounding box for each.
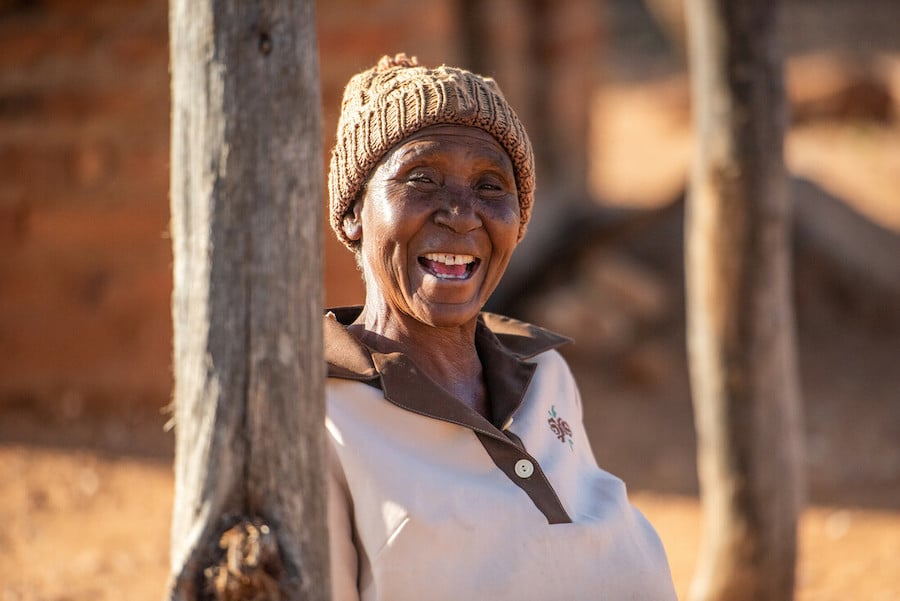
[323,307,378,382]
[478,311,572,360]
[479,312,576,386]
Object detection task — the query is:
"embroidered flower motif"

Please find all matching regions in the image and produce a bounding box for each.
[547,405,574,451]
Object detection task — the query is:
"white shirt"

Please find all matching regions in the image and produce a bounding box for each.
[324,308,677,601]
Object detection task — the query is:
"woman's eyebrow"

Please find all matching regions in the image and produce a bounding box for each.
[391,140,441,162]
[389,140,513,174]
[477,149,514,170]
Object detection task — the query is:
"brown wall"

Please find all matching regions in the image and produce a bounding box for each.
[1,1,173,409]
[0,0,601,411]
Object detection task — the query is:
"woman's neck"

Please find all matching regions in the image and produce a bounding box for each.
[350,305,489,419]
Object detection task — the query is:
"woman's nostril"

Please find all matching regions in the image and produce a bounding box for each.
[435,204,483,232]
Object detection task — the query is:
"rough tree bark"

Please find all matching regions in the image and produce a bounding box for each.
[167,1,327,600]
[685,1,804,601]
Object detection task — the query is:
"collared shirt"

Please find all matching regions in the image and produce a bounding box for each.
[325,307,676,601]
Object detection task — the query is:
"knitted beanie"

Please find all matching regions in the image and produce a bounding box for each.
[328,53,535,251]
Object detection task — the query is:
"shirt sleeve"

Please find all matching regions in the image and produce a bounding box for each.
[327,431,361,601]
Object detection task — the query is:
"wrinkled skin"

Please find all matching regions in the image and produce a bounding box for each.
[342,124,521,416]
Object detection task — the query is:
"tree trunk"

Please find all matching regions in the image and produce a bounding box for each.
[167,1,327,599]
[684,2,803,601]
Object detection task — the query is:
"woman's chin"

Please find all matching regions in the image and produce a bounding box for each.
[405,272,492,327]
[407,297,484,329]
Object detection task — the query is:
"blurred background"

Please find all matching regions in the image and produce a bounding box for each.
[1,0,898,599]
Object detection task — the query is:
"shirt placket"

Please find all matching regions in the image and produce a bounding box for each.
[372,349,572,525]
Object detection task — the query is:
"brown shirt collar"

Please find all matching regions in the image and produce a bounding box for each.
[324,306,571,435]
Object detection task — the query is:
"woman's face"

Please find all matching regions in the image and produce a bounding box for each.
[345,124,521,329]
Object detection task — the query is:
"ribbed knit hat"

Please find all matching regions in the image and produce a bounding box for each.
[328,53,535,251]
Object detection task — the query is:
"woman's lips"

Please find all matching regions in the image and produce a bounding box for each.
[418,252,480,280]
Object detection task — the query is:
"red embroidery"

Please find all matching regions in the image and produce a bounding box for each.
[547,405,573,450]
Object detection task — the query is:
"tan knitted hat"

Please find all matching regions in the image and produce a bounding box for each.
[328,53,535,251]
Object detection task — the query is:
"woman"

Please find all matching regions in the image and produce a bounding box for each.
[325,54,676,600]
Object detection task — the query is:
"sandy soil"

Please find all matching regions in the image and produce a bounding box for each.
[2,431,899,600]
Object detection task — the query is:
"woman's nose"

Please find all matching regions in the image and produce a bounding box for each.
[434,190,483,233]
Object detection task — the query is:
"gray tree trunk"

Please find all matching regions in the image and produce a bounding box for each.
[684,2,803,601]
[167,1,328,599]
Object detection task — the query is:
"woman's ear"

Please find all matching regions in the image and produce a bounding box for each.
[341,202,363,242]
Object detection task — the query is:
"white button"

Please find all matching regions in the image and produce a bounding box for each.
[514,459,534,479]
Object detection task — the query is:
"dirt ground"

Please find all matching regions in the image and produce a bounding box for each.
[2,35,900,601]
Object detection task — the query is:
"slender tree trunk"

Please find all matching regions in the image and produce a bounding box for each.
[684,2,803,601]
[167,1,327,599]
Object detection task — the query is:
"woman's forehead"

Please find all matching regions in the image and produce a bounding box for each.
[386,125,512,167]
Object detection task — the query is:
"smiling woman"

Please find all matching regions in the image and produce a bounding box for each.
[323,54,676,601]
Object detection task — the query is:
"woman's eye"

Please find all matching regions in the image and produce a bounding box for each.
[405,166,439,183]
[476,178,508,196]
[406,172,441,190]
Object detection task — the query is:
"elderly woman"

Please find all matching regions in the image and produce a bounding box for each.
[324,54,676,600]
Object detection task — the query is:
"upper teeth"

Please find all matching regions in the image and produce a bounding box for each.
[423,253,475,266]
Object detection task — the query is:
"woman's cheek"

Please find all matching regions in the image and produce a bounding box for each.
[490,202,521,230]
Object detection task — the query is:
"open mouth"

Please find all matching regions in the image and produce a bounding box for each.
[419,253,480,280]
